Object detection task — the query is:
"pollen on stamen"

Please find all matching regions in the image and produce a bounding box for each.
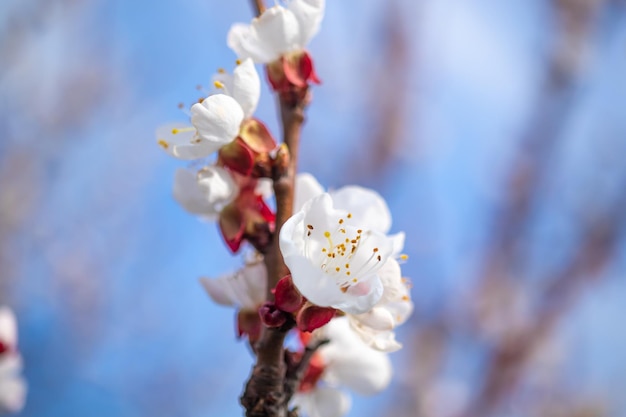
[345,264,350,268]
[236,59,242,65]
[357,229,362,234]
[401,295,410,301]
[171,128,180,134]
[347,213,352,219]
[322,248,327,252]
[214,80,225,89]
[346,271,351,276]
[197,97,205,104]
[400,254,409,261]
[377,255,382,261]
[335,267,340,272]
[307,231,311,236]
[324,231,331,238]
[339,219,344,224]
[340,228,346,233]
[352,278,357,283]
[158,139,169,149]
[373,248,379,253]
[307,224,314,230]
[218,68,226,74]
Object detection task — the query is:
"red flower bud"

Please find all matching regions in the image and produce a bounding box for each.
[274,275,304,313]
[296,303,336,333]
[259,302,288,328]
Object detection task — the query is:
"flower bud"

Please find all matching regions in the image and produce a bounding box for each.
[274,275,304,313]
[259,302,288,328]
[296,303,336,332]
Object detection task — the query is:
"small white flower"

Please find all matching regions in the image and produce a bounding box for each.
[0,307,26,415]
[293,317,392,417]
[227,0,325,63]
[280,193,395,315]
[172,166,239,219]
[156,58,260,160]
[200,259,267,312]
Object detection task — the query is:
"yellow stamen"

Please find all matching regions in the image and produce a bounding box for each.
[158,139,169,149]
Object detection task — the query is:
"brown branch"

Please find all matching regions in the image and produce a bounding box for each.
[250,0,266,16]
[241,3,310,412]
[242,88,309,417]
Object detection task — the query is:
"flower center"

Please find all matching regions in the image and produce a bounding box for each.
[304,213,383,293]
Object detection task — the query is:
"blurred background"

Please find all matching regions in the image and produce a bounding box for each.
[1,0,626,416]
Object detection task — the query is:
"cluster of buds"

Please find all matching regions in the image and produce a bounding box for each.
[0,307,26,415]
[157,1,412,416]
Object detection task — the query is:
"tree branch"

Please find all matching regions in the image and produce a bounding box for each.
[250,0,266,16]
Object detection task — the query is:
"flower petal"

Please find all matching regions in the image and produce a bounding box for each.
[232,58,261,118]
[0,307,17,348]
[294,172,324,212]
[321,318,393,395]
[191,94,243,147]
[200,261,267,310]
[0,372,26,414]
[298,387,351,417]
[288,0,325,47]
[330,186,392,233]
[156,123,217,160]
[227,23,277,63]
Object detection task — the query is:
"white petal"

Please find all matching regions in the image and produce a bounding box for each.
[288,0,325,47]
[197,166,239,208]
[200,262,267,310]
[294,388,351,417]
[232,58,261,119]
[156,123,217,160]
[227,23,277,63]
[330,186,392,233]
[0,374,26,414]
[254,178,274,199]
[172,169,218,218]
[294,172,324,212]
[243,6,301,63]
[389,232,405,256]
[321,318,393,395]
[351,307,394,331]
[190,94,243,147]
[0,307,17,348]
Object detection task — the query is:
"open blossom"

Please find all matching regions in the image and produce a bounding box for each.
[156,58,261,160]
[227,0,324,91]
[0,307,26,414]
[280,192,395,315]
[200,258,267,341]
[227,0,324,64]
[293,317,392,417]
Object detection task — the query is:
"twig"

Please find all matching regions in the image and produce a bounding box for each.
[250,0,266,16]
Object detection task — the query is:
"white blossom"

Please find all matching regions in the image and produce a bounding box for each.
[280,192,395,315]
[227,0,325,64]
[293,317,392,417]
[156,58,260,160]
